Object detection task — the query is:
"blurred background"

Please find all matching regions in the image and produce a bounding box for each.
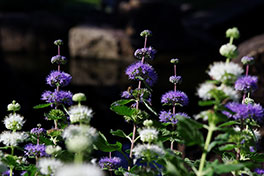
[1,0,264,153]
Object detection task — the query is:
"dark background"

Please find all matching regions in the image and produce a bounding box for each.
[1,0,264,159]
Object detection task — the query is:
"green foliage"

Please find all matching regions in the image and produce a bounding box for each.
[33,103,53,109]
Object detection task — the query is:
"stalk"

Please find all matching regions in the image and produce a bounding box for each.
[171,63,177,150]
[197,124,215,176]
[128,36,148,170]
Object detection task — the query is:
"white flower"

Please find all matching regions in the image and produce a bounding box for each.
[197,82,215,100]
[68,105,93,123]
[139,128,158,143]
[4,113,25,130]
[219,43,237,58]
[37,158,63,175]
[194,110,210,121]
[218,85,240,101]
[66,135,92,153]
[133,144,164,159]
[62,125,97,139]
[208,62,243,83]
[55,164,104,176]
[0,131,28,146]
[45,145,62,155]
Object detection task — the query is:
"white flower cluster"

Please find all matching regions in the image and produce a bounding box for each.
[62,125,97,153]
[208,61,243,83]
[133,144,165,159]
[37,158,63,175]
[45,145,62,155]
[197,82,240,101]
[219,43,237,58]
[4,113,25,131]
[55,164,104,176]
[68,105,93,123]
[139,128,158,143]
[0,131,28,146]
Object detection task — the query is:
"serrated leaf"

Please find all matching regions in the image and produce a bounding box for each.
[33,103,52,109]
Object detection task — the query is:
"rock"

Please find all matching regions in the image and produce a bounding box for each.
[69,25,134,86]
[69,25,133,61]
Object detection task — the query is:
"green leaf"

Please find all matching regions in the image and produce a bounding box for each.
[111,99,135,106]
[142,99,157,116]
[177,116,204,146]
[219,144,236,151]
[250,153,264,162]
[214,163,246,174]
[198,100,216,106]
[110,129,130,140]
[33,103,52,109]
[110,105,136,117]
[94,132,122,152]
[218,121,240,128]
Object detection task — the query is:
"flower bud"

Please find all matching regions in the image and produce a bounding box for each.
[140,30,152,37]
[54,39,63,46]
[72,93,87,102]
[170,58,179,64]
[241,56,254,65]
[219,43,238,58]
[169,75,182,84]
[243,97,255,105]
[7,100,21,112]
[143,119,153,127]
[51,55,67,65]
[226,27,240,39]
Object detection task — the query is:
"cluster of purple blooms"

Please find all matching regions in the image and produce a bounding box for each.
[161,90,189,106]
[223,102,263,122]
[159,111,190,124]
[235,75,258,93]
[125,61,157,86]
[41,40,73,107]
[46,71,72,87]
[98,157,121,169]
[134,47,156,60]
[255,168,264,175]
[24,143,48,157]
[30,126,45,135]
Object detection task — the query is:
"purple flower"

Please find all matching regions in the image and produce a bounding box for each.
[169,76,182,84]
[30,127,45,135]
[20,171,27,176]
[125,62,157,86]
[24,143,48,157]
[255,168,264,175]
[241,56,254,65]
[223,102,264,121]
[46,71,72,87]
[161,90,188,106]
[51,55,67,65]
[121,90,133,99]
[99,157,121,169]
[159,111,190,124]
[3,170,13,176]
[249,146,256,152]
[235,75,258,93]
[134,47,156,60]
[41,90,73,106]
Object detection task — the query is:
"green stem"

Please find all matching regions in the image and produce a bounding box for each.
[197,124,215,176]
[229,36,234,44]
[9,167,13,176]
[74,152,83,164]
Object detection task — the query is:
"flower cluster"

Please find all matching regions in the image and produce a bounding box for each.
[235,75,258,93]
[24,143,48,157]
[99,157,121,169]
[134,47,156,60]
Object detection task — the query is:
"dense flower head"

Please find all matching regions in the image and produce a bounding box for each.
[235,75,258,93]
[133,144,165,159]
[139,128,158,143]
[161,90,188,106]
[7,100,21,112]
[125,62,157,86]
[241,56,254,65]
[159,111,190,124]
[0,131,28,146]
[4,113,25,131]
[169,75,182,84]
[68,105,93,123]
[37,158,63,175]
[99,157,121,169]
[41,90,73,106]
[72,93,86,102]
[51,55,67,65]
[223,102,264,121]
[30,126,45,135]
[255,168,264,175]
[140,30,152,37]
[197,82,240,101]
[54,39,63,46]
[208,61,243,84]
[24,143,48,157]
[134,47,156,60]
[55,164,104,176]
[226,27,240,39]
[46,70,72,87]
[219,43,238,58]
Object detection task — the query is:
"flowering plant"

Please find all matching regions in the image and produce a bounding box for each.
[0,27,263,176]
